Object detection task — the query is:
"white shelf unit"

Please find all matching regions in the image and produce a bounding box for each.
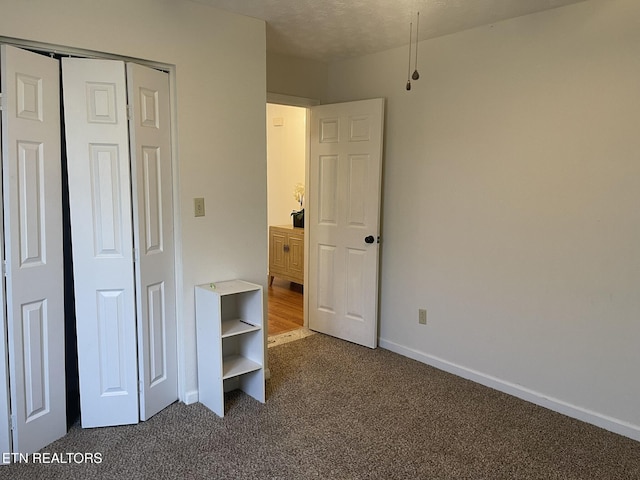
[195,280,265,417]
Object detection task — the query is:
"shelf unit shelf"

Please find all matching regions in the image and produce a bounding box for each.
[195,280,265,417]
[222,355,262,379]
[221,319,260,338]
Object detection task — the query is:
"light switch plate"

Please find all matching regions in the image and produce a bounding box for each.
[194,197,205,217]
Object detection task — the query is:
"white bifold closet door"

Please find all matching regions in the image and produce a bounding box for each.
[0,45,67,455]
[126,63,177,422]
[62,58,177,428]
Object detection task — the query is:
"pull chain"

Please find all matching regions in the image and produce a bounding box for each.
[406,22,413,91]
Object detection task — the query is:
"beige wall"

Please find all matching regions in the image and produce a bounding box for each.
[267,52,328,101]
[0,0,267,403]
[267,104,306,227]
[327,0,640,439]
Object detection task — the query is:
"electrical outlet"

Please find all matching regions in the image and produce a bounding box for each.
[194,197,205,217]
[418,308,427,325]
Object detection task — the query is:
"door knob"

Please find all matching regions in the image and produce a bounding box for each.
[364,235,375,244]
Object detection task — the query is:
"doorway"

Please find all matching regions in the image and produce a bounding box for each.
[266,96,385,349]
[266,102,307,341]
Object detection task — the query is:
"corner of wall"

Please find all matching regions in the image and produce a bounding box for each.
[266,51,328,102]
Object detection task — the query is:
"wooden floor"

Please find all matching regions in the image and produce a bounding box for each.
[268,277,303,336]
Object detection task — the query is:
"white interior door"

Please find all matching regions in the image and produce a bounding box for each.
[126,62,178,420]
[62,58,139,427]
[308,98,384,348]
[1,45,67,453]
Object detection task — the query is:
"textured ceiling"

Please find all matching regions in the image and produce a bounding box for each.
[193,0,587,62]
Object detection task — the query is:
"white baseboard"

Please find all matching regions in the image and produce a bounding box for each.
[183,390,199,405]
[183,370,271,405]
[379,337,640,442]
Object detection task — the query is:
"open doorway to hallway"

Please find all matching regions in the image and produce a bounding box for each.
[266,102,307,341]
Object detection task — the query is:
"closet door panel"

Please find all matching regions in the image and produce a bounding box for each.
[127,63,177,421]
[1,44,66,455]
[62,58,139,428]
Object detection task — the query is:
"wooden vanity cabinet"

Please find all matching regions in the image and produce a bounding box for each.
[269,225,304,285]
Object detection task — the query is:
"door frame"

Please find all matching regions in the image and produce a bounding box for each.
[265,92,319,331]
[0,35,185,403]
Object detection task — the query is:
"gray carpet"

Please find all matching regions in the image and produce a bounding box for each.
[1,333,639,479]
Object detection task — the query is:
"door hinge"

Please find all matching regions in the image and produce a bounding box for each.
[10,414,16,431]
[133,248,139,263]
[126,104,133,121]
[138,380,143,393]
[0,92,4,111]
[2,260,7,277]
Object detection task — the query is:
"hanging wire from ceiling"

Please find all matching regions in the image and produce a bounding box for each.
[406,21,413,91]
[405,11,421,91]
[412,11,420,80]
